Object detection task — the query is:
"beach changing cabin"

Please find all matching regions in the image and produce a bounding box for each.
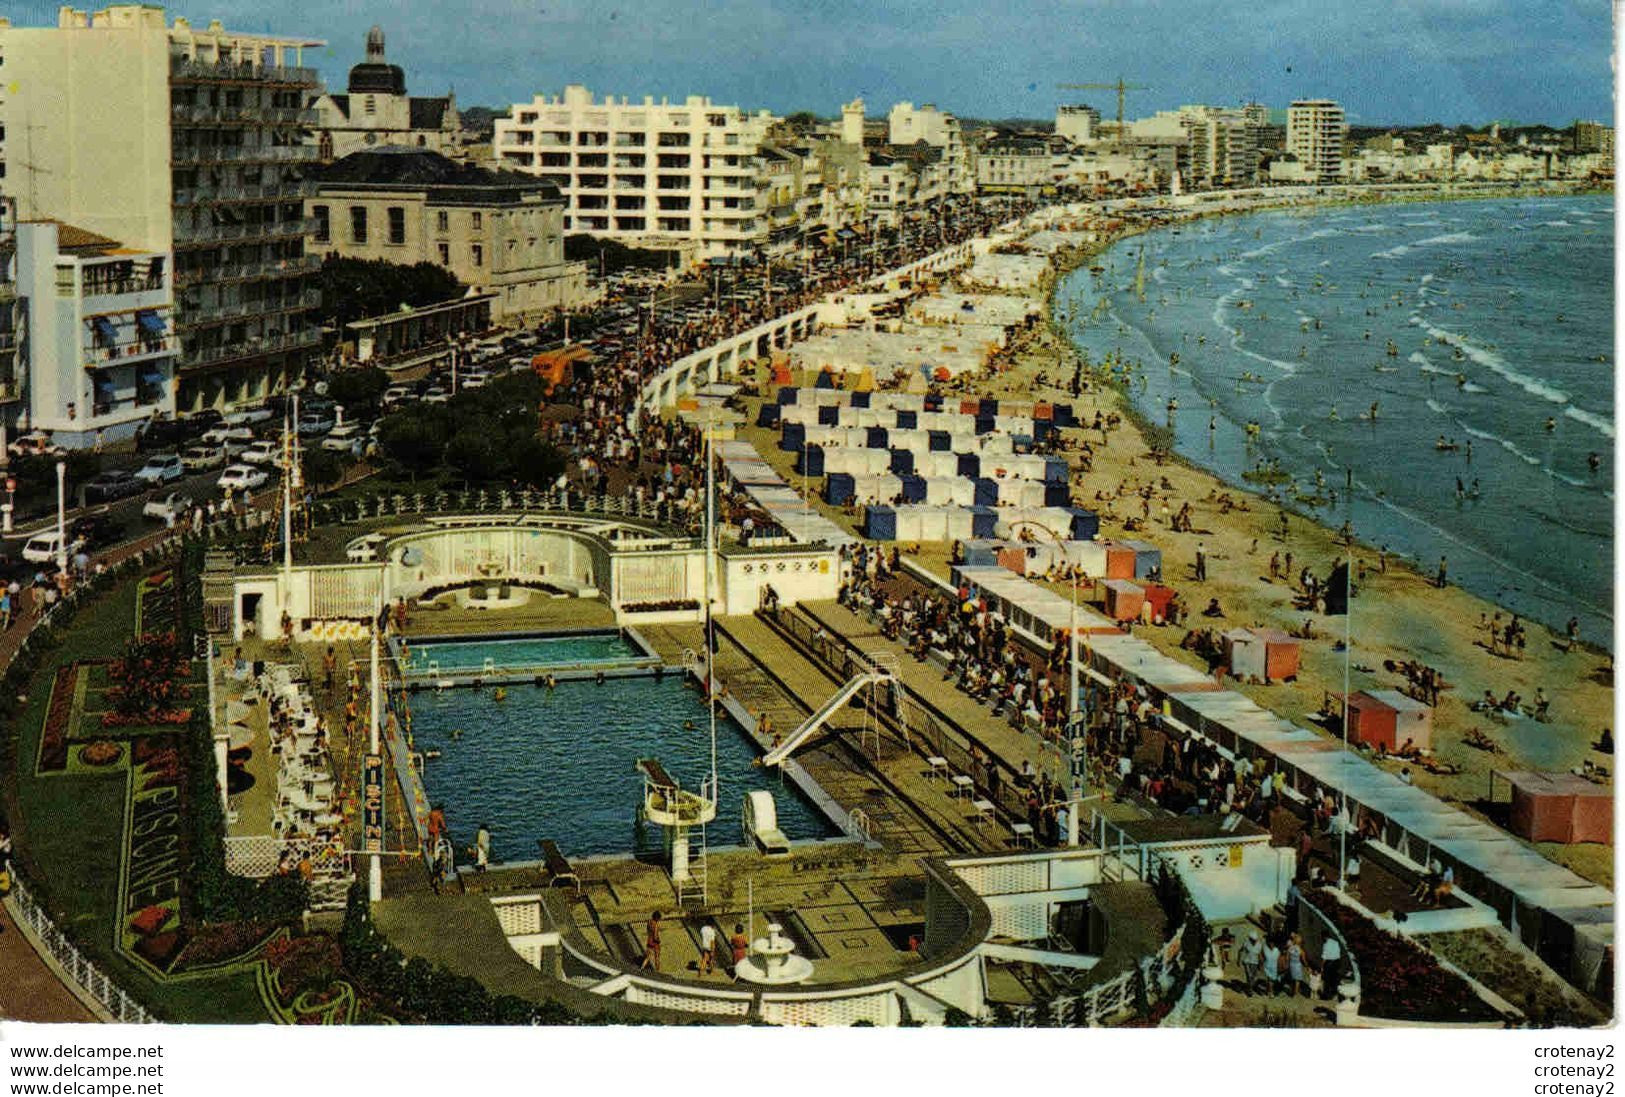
[1102,579,1146,622]
[1498,771,1612,845]
[1343,690,1434,753]
[1224,627,1302,683]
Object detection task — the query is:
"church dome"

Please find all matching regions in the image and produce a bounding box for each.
[348,25,406,96]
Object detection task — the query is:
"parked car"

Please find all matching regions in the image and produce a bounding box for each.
[134,417,191,453]
[69,514,119,549]
[422,387,450,404]
[239,440,283,466]
[321,423,366,456]
[222,406,274,427]
[297,412,335,436]
[179,444,225,472]
[82,470,145,505]
[201,425,255,449]
[217,465,268,493]
[142,491,191,523]
[133,454,185,485]
[381,385,415,408]
[21,530,67,564]
[8,432,64,460]
[459,371,489,390]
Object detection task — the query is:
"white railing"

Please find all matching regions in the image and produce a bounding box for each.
[5,877,157,1023]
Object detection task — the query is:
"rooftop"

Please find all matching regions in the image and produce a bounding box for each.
[316,148,561,204]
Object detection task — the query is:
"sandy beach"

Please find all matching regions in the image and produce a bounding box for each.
[738,188,1614,889]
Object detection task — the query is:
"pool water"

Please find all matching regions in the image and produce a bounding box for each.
[409,677,839,861]
[402,631,646,674]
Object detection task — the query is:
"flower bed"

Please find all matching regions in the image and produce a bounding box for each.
[620,599,701,613]
[100,709,193,729]
[1308,891,1503,1024]
[79,740,124,767]
[37,665,80,772]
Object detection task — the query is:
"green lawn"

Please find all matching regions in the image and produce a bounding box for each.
[10,574,271,1023]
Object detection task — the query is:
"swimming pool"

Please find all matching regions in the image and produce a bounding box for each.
[409,677,840,861]
[400,630,650,675]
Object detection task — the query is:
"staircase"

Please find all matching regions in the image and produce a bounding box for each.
[760,669,888,767]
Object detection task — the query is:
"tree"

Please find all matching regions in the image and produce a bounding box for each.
[302,448,345,493]
[376,406,448,481]
[324,366,389,415]
[444,427,508,485]
[316,258,464,329]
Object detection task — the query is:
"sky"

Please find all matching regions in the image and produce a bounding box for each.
[19,0,1616,124]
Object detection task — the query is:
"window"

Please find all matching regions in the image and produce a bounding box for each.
[471,244,483,267]
[436,210,448,233]
[387,206,406,245]
[364,96,376,116]
[437,242,449,264]
[471,211,483,230]
[312,205,330,243]
[350,206,368,244]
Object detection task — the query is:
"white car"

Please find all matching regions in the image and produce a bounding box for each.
[217,465,268,493]
[459,372,489,390]
[239,440,283,466]
[201,425,254,448]
[21,530,71,564]
[382,385,414,407]
[321,423,366,455]
[142,491,191,522]
[180,445,225,472]
[345,533,387,563]
[222,407,274,427]
[422,387,450,404]
[133,454,185,485]
[8,432,64,460]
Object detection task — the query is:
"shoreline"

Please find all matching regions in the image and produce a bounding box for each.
[1039,185,1612,649]
[999,187,1612,886]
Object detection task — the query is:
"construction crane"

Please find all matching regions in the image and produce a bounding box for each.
[1057,78,1149,136]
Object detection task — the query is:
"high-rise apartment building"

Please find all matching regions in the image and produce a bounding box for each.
[1286,99,1346,181]
[0,4,324,416]
[887,102,973,194]
[492,85,778,257]
[1056,105,1101,146]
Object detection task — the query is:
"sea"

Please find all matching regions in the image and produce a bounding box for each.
[1055,195,1614,646]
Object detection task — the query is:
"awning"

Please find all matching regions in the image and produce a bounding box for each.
[91,316,117,345]
[92,374,116,393]
[137,310,166,336]
[138,365,167,385]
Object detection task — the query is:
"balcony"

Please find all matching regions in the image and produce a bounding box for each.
[173,180,316,205]
[78,270,167,298]
[170,104,319,127]
[175,218,315,246]
[171,144,315,167]
[171,59,320,87]
[174,253,319,287]
[176,325,322,372]
[180,289,320,327]
[84,337,176,368]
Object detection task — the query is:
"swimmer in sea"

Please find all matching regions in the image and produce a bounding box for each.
[1589,452,1602,474]
[1545,417,1557,432]
[494,687,507,702]
[546,674,557,690]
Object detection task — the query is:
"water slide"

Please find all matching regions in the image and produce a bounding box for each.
[760,670,887,767]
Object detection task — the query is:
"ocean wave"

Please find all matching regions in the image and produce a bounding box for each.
[1460,423,1542,466]
[1564,405,1616,439]
[1462,382,1488,394]
[1416,231,1478,247]
[1409,318,1572,406]
[1275,276,1294,288]
[1419,273,1435,284]
[1425,398,1449,415]
[1372,245,1412,260]
[1540,220,1572,228]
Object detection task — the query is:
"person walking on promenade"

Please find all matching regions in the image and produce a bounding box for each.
[1194,542,1208,582]
[698,920,718,976]
[1436,556,1448,589]
[1239,932,1263,994]
[641,911,664,971]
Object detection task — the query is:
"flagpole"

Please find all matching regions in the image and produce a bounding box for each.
[1339,542,1352,887]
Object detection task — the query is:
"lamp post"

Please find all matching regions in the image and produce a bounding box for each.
[3,474,14,535]
[54,459,67,574]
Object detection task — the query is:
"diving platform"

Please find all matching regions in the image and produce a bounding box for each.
[760,660,896,768]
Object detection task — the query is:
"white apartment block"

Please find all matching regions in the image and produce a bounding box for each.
[493,85,779,257]
[1287,99,1346,181]
[13,221,177,446]
[1056,105,1100,145]
[887,102,973,194]
[0,4,324,417]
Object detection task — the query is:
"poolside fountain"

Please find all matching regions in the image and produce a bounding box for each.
[733,922,814,985]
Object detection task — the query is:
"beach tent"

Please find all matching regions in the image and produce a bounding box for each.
[1141,583,1178,624]
[969,506,999,539]
[853,367,876,392]
[1102,579,1146,622]
[1345,690,1434,753]
[1500,772,1612,845]
[1101,541,1137,580]
[776,386,798,405]
[755,404,782,428]
[896,410,918,430]
[850,391,872,409]
[996,545,1031,576]
[1117,539,1163,580]
[771,361,793,386]
[961,540,1000,567]
[818,404,841,426]
[824,473,857,506]
[863,506,897,540]
[794,445,823,477]
[779,421,806,453]
[888,449,915,476]
[906,370,930,394]
[1225,628,1301,683]
[957,454,981,478]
